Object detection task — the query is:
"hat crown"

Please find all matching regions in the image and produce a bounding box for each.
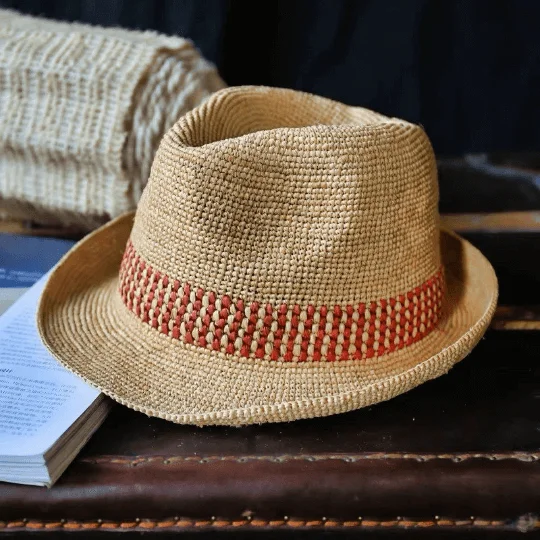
[129,87,440,307]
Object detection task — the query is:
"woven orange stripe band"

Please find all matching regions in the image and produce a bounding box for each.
[118,241,444,362]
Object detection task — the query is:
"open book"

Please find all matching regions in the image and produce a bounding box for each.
[0,275,110,487]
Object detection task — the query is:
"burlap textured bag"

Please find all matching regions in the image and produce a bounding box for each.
[0,9,225,229]
[38,86,498,426]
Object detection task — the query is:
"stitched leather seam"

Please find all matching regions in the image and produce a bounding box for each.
[79,452,540,466]
[1,517,536,530]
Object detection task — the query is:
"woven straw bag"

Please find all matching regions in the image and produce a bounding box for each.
[0,9,225,229]
[38,86,498,426]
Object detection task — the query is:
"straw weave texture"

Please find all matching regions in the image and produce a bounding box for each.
[133,87,439,305]
[38,86,498,426]
[0,9,225,229]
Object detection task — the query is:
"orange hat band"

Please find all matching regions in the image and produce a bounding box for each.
[119,240,445,363]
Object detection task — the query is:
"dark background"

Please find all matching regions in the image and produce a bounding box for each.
[2,0,539,211]
[2,0,539,156]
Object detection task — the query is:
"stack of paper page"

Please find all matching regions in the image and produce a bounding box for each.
[0,275,109,487]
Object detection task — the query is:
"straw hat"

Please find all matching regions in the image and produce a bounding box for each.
[38,86,498,426]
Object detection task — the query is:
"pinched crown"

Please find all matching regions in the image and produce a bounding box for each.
[119,86,443,363]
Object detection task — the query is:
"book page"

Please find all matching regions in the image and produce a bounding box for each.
[0,274,100,457]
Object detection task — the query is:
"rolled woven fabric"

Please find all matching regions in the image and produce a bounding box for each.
[0,9,225,229]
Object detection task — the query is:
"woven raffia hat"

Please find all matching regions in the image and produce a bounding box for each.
[38,86,498,426]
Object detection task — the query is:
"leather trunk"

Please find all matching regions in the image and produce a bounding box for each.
[0,160,539,538]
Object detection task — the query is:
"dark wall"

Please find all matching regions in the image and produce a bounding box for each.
[1,0,539,156]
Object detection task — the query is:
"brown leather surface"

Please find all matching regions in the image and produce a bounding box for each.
[0,233,539,537]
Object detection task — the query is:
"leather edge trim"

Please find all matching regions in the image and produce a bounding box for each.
[79,452,540,466]
[1,516,538,532]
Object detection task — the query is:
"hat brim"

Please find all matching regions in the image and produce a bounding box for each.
[38,212,498,426]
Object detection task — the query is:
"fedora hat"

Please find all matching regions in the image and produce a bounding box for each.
[38,86,498,426]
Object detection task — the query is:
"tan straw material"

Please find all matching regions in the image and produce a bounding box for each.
[38,86,498,426]
[0,8,225,229]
